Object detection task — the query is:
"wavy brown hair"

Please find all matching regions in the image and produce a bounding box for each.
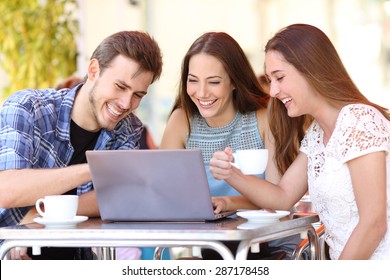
[90,30,163,83]
[170,32,269,135]
[265,24,389,174]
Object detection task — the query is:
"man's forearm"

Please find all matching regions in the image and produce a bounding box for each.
[0,163,91,208]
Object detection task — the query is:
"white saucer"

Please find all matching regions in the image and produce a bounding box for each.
[236,210,290,223]
[34,216,88,229]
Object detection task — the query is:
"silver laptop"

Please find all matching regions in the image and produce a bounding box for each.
[86,149,236,222]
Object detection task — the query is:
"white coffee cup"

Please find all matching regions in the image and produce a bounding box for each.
[35,195,78,220]
[231,149,268,175]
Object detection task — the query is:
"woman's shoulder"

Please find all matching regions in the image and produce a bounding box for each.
[255,108,269,133]
[341,103,385,117]
[160,108,188,149]
[338,103,389,127]
[332,103,390,161]
[255,107,268,119]
[165,108,190,130]
[168,108,186,123]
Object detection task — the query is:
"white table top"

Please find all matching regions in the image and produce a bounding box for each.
[0,214,320,260]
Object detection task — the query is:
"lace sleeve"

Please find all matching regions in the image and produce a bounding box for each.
[333,104,390,163]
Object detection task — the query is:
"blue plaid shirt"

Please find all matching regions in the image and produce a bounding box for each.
[0,85,143,227]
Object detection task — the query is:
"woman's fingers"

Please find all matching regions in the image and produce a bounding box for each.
[210,150,235,179]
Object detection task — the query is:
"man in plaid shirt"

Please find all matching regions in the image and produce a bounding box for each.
[0,30,163,259]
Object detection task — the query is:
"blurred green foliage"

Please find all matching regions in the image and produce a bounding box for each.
[0,0,79,100]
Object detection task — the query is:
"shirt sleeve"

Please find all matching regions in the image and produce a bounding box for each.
[0,93,35,169]
[334,104,390,163]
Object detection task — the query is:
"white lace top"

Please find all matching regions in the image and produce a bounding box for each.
[300,104,390,259]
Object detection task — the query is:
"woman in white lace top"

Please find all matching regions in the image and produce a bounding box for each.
[210,24,390,259]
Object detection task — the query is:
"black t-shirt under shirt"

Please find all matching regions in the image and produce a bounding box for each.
[29,120,100,260]
[69,119,101,165]
[64,119,100,195]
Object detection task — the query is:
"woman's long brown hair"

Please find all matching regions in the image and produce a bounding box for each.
[265,24,389,174]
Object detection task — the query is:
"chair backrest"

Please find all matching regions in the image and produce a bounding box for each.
[291,224,326,260]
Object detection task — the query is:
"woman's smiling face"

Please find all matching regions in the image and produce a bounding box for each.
[187,53,236,127]
[265,50,316,118]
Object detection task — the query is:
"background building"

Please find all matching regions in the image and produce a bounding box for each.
[1,0,389,144]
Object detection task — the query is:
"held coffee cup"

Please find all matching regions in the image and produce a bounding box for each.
[231,149,268,175]
[35,195,78,220]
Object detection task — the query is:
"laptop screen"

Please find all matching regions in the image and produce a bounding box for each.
[86,149,233,221]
